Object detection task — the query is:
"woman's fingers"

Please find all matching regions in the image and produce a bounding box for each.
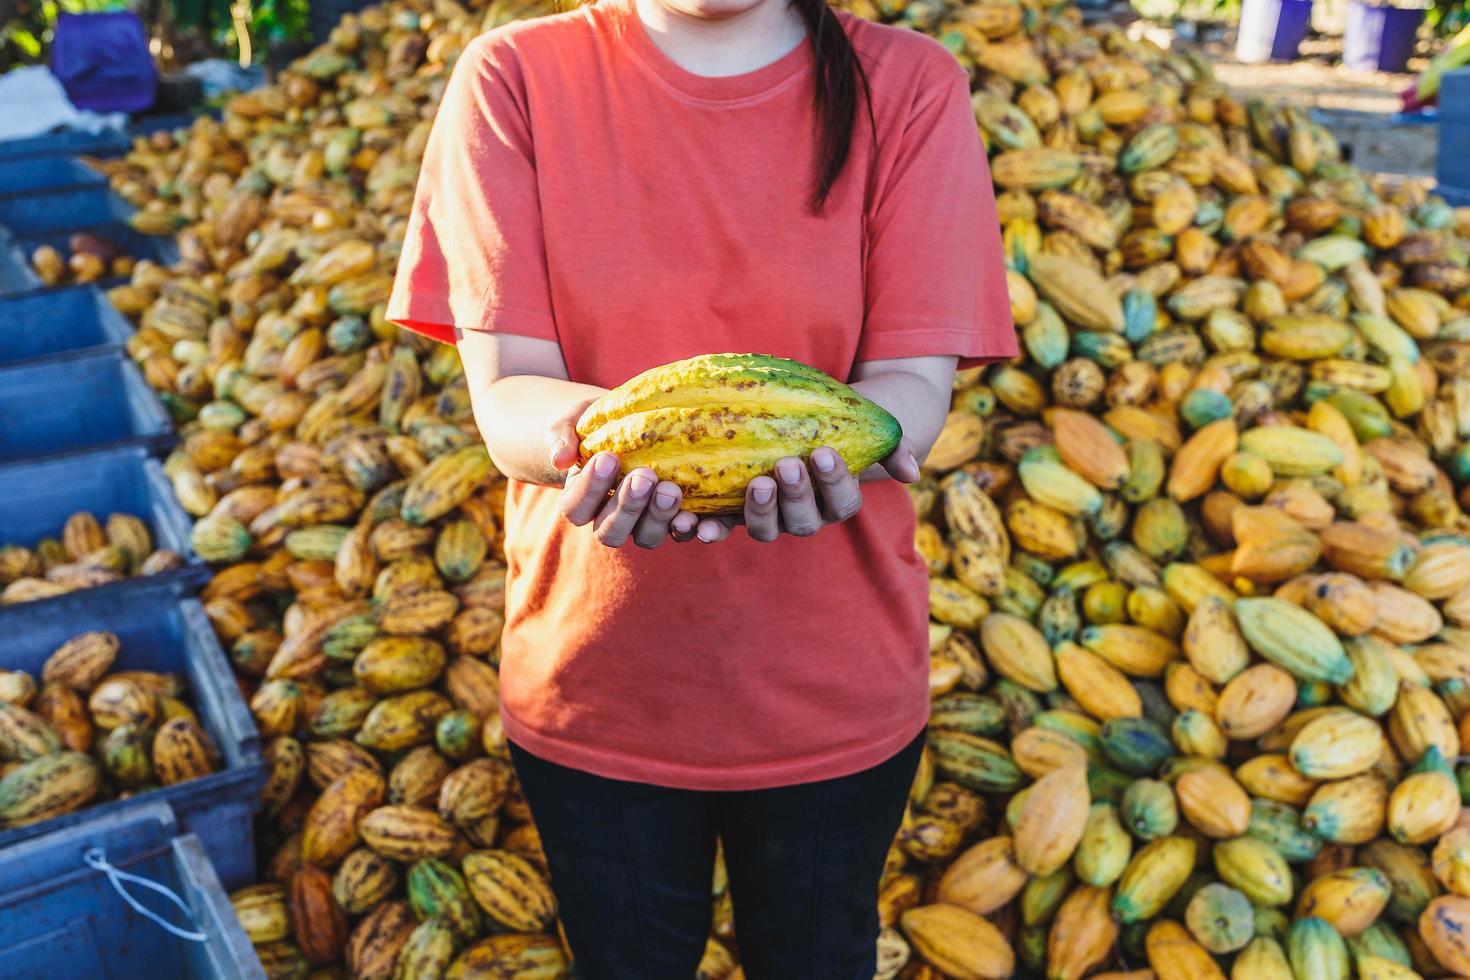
[560,452,622,526]
[809,446,863,524]
[774,456,823,537]
[743,476,779,542]
[881,438,922,484]
[695,517,737,543]
[631,481,684,549]
[545,414,582,472]
[670,511,699,542]
[570,449,864,545]
[546,397,596,473]
[591,468,658,547]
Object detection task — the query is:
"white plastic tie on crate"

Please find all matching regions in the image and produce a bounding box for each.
[83,845,209,943]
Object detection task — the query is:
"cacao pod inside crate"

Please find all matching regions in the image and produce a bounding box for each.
[0,802,260,978]
[15,223,180,290]
[0,578,266,888]
[0,349,173,466]
[0,445,210,612]
[0,285,133,368]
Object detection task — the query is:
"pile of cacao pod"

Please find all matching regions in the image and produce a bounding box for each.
[0,630,221,828]
[28,234,138,288]
[0,510,186,605]
[71,0,1470,973]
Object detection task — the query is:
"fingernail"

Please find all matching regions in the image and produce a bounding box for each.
[655,488,677,509]
[752,483,773,505]
[906,452,918,472]
[673,514,695,533]
[778,460,802,485]
[594,454,618,478]
[548,438,566,459]
[628,472,653,499]
[813,448,837,474]
[697,523,718,542]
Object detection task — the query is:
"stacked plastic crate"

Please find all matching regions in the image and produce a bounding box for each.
[0,131,265,979]
[1440,69,1470,207]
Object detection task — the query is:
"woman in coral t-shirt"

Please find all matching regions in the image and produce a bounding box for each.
[388,0,1015,973]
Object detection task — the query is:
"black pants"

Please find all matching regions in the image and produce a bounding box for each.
[508,734,924,980]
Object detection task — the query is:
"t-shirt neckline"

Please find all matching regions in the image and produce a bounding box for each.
[603,0,815,104]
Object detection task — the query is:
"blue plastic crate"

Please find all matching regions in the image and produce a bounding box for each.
[0,582,266,888]
[0,284,132,366]
[0,236,41,295]
[132,111,210,137]
[1439,123,1470,198]
[0,803,264,978]
[0,128,132,162]
[0,445,210,604]
[16,221,179,269]
[1444,68,1470,115]
[0,157,105,196]
[0,349,173,465]
[0,184,130,236]
[1442,70,1470,202]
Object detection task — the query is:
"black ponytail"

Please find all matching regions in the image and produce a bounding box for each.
[789,0,871,212]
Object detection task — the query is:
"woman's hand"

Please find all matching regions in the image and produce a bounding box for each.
[548,404,694,549]
[691,439,920,544]
[681,354,952,544]
[492,347,949,549]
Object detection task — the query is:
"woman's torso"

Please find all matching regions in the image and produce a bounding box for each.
[401,0,1003,788]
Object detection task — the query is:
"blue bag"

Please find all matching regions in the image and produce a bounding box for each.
[51,11,158,114]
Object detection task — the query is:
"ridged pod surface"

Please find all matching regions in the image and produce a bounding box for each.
[576,354,901,514]
[1295,868,1391,937]
[406,859,482,942]
[900,904,1015,980]
[346,900,416,980]
[1114,836,1196,923]
[462,849,557,932]
[445,933,568,979]
[937,835,1027,915]
[232,884,290,945]
[1013,762,1089,875]
[1047,884,1118,980]
[1422,896,1470,974]
[1146,919,1225,980]
[0,752,101,828]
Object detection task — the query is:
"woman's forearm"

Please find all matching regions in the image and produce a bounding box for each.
[454,331,608,487]
[472,374,608,486]
[851,357,956,481]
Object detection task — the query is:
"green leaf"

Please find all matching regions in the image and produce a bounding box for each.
[12,28,41,56]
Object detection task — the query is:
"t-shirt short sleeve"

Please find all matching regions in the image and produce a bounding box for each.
[386,37,557,346]
[858,67,1017,370]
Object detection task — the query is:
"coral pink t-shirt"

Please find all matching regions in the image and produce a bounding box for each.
[388,0,1015,789]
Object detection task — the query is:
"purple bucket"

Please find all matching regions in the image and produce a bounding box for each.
[49,11,158,114]
[1343,1,1424,73]
[1236,0,1314,63]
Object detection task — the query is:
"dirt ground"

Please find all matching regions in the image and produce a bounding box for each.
[1134,24,1440,181]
